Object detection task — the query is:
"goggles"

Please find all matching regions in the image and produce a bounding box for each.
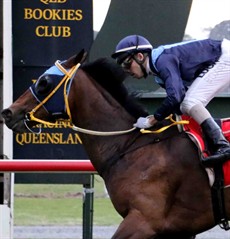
[120,56,133,70]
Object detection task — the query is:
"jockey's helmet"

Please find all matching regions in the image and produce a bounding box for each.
[112,35,153,64]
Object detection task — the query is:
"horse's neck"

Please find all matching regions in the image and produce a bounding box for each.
[69,70,135,173]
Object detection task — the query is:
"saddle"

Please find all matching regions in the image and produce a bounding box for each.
[178,115,230,186]
[178,115,230,230]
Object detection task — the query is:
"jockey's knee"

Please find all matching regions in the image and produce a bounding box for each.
[180,101,211,124]
[180,100,194,115]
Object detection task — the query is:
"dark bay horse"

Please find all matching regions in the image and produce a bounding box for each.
[1,51,230,239]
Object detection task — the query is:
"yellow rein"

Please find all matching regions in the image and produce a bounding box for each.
[140,114,189,134]
[28,62,189,136]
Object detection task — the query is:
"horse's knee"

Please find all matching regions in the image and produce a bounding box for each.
[112,211,155,239]
[156,234,196,239]
[112,223,155,239]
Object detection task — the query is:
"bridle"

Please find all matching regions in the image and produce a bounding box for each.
[24,61,137,136]
[24,60,80,134]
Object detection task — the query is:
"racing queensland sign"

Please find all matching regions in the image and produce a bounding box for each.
[12,0,93,159]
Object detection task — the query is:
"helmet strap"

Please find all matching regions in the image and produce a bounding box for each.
[133,54,148,78]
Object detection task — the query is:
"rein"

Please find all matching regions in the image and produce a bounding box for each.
[140,115,189,134]
[72,115,189,136]
[26,62,189,136]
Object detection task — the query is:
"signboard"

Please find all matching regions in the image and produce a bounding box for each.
[12,0,93,159]
[13,0,93,66]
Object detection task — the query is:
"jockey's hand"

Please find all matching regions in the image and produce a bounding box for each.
[133,115,156,129]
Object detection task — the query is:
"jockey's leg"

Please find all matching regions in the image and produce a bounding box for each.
[200,117,230,166]
[180,39,230,166]
[184,104,230,166]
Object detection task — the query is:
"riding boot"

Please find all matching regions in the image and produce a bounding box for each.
[201,118,230,167]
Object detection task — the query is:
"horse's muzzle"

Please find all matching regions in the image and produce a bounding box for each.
[1,108,13,124]
[1,108,26,132]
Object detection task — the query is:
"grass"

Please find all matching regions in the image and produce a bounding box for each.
[14,175,122,226]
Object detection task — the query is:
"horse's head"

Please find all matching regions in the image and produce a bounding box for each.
[1,50,87,133]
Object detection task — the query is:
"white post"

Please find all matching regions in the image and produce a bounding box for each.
[1,0,14,238]
[3,0,13,158]
[0,204,11,238]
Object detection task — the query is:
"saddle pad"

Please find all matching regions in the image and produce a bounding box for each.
[179,115,230,187]
[221,118,230,186]
[221,117,230,142]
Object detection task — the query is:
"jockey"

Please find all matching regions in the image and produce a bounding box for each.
[112,35,230,167]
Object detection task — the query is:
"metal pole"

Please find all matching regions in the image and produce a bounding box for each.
[0,160,96,172]
[83,174,94,239]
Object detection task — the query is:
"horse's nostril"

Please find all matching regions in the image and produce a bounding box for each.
[1,109,13,122]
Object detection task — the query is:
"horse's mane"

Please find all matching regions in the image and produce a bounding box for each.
[81,57,126,89]
[81,58,149,118]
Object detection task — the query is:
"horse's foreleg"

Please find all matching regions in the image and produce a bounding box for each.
[112,213,197,239]
[111,210,156,239]
[156,235,196,239]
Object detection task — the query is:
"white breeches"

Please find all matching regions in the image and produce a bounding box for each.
[180,38,230,124]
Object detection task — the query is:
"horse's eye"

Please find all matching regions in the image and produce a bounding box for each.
[35,75,54,95]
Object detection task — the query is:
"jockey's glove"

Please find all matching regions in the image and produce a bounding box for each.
[133,116,152,129]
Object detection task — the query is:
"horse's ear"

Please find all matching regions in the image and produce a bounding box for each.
[74,49,88,64]
[63,49,88,68]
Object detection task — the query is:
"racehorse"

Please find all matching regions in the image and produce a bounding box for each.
[1,51,230,239]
